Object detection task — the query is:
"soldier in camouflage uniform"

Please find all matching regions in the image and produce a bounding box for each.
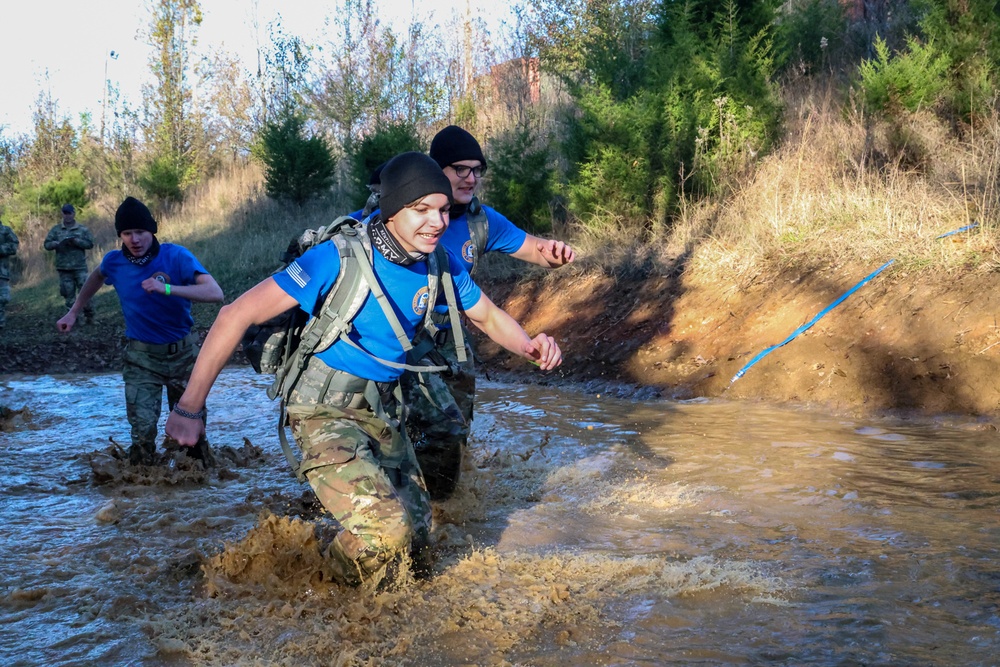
[407,126,576,499]
[44,204,96,323]
[57,197,224,466]
[166,152,563,587]
[0,217,20,330]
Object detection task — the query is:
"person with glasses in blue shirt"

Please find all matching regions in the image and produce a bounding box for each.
[406,125,576,500]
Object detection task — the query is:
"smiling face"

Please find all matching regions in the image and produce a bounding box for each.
[385,193,451,255]
[120,229,154,257]
[444,159,484,205]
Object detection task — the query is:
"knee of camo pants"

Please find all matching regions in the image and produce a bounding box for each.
[124,379,162,450]
[122,349,167,450]
[292,406,432,584]
[58,272,76,302]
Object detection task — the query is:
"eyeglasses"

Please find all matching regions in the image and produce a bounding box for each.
[449,163,487,179]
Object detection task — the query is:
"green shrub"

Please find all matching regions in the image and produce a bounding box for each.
[138,155,184,205]
[37,168,89,215]
[914,0,1000,121]
[253,114,336,207]
[483,126,554,234]
[858,35,951,115]
[774,0,847,76]
[345,121,422,209]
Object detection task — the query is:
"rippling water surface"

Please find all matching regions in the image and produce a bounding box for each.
[1,367,998,666]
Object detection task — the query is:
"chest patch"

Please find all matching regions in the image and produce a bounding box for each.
[412,286,430,315]
[461,240,476,265]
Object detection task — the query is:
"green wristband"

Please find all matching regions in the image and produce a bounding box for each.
[165,284,171,296]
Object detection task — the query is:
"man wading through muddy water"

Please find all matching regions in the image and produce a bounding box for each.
[406,125,576,499]
[56,196,224,466]
[165,152,562,587]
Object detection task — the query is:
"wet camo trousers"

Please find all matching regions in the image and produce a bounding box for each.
[286,389,432,586]
[58,269,93,316]
[401,324,476,500]
[122,339,200,460]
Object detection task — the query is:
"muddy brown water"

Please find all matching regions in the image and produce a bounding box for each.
[1,367,998,666]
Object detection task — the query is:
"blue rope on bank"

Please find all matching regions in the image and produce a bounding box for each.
[727,221,980,386]
[935,222,978,239]
[729,260,896,385]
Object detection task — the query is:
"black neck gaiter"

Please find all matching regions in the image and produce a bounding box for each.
[122,236,161,266]
[369,218,425,266]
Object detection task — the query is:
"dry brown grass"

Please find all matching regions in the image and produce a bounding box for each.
[568,81,1000,293]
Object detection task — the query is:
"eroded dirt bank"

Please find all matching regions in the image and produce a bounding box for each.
[477,262,1000,420]
[4,262,1000,420]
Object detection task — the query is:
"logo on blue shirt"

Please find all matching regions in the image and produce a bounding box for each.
[462,240,476,264]
[412,287,430,315]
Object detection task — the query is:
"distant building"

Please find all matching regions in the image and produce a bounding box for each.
[487,57,541,106]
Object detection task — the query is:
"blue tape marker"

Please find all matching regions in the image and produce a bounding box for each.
[729,259,896,385]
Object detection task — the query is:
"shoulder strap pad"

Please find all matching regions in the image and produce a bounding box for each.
[466,196,490,274]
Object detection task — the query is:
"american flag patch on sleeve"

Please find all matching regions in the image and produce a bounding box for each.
[286,261,310,288]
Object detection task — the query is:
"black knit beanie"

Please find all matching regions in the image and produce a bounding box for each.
[378,152,453,222]
[115,196,158,235]
[429,125,487,169]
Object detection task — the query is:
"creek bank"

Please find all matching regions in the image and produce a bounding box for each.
[4,262,1000,422]
[474,262,1000,422]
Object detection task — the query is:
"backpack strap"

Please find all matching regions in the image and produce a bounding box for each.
[433,245,468,363]
[466,196,490,274]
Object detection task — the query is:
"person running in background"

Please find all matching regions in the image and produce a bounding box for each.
[57,197,224,466]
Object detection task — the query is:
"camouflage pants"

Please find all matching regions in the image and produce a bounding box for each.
[0,278,9,328]
[122,334,206,463]
[286,360,431,586]
[401,324,476,500]
[58,269,93,317]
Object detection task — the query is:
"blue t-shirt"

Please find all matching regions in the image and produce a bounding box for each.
[100,243,209,344]
[441,204,527,272]
[272,240,483,382]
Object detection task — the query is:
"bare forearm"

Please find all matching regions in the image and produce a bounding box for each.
[177,278,294,411]
[173,276,224,303]
[142,274,224,303]
[466,296,532,360]
[511,234,576,268]
[176,306,247,411]
[67,270,105,314]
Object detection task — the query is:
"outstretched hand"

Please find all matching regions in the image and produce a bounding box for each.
[523,333,562,371]
[536,239,575,267]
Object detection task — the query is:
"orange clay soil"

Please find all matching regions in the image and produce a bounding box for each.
[474,259,1000,421]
